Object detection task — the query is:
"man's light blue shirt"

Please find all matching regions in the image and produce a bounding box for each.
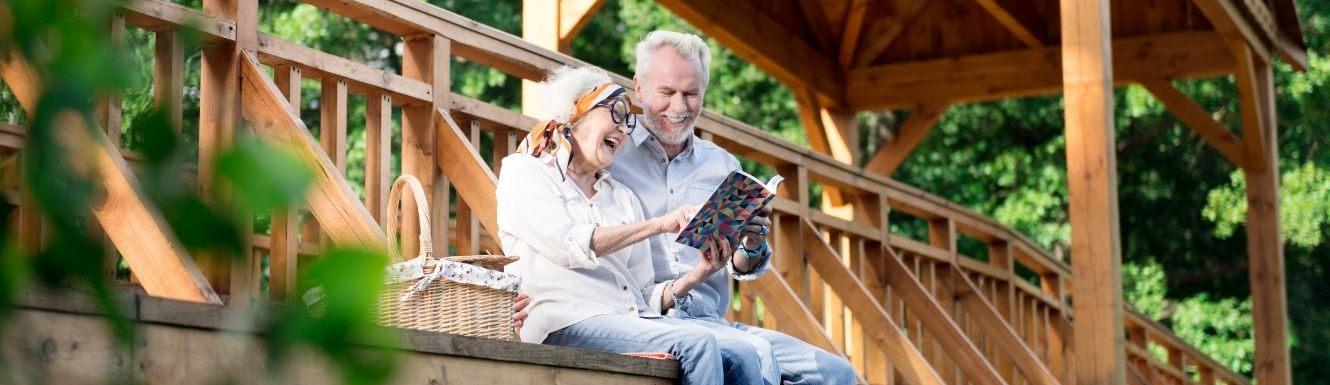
[607,125,773,322]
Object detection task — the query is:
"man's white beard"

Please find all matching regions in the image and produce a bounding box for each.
[645,114,695,146]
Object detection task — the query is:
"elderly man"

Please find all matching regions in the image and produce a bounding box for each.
[516,30,857,385]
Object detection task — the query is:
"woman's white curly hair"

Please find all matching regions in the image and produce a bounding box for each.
[536,66,614,124]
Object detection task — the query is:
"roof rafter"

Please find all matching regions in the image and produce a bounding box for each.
[851,0,933,68]
[973,0,1047,48]
[847,32,1235,110]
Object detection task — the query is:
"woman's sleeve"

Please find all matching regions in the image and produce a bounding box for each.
[496,155,600,269]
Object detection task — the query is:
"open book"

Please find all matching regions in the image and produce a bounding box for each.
[674,170,784,250]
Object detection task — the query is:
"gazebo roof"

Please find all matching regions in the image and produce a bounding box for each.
[656,0,1309,111]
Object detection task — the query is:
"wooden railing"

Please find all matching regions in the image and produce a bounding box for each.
[0,1,1253,384]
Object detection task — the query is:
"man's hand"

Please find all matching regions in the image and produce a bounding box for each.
[512,291,530,335]
[741,204,773,249]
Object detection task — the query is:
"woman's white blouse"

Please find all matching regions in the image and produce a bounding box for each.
[496,154,665,344]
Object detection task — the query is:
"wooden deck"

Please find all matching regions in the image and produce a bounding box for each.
[1,288,678,385]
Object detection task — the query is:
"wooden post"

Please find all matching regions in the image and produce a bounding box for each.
[93,13,125,278]
[201,0,258,300]
[153,28,185,134]
[928,218,958,383]
[1234,41,1292,385]
[455,120,482,255]
[1060,0,1126,383]
[365,93,391,223]
[775,164,809,301]
[270,65,301,301]
[401,34,449,258]
[318,78,348,249]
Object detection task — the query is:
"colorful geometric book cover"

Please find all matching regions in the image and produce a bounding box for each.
[674,171,784,250]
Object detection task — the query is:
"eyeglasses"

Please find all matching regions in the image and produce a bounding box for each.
[592,97,637,134]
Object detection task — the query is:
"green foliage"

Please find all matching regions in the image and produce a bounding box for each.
[1123,260,1169,319]
[1172,295,1256,373]
[1203,163,1330,247]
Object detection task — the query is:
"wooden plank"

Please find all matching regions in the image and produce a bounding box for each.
[1234,41,1292,385]
[1060,0,1126,383]
[973,0,1046,48]
[801,220,978,385]
[557,0,608,53]
[237,51,390,254]
[256,33,432,106]
[0,53,221,305]
[863,103,949,177]
[121,0,236,43]
[364,93,391,222]
[926,218,958,383]
[1139,79,1247,168]
[837,0,869,67]
[846,32,1235,110]
[434,110,500,240]
[850,0,932,68]
[653,0,844,107]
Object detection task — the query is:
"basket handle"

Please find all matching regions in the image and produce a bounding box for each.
[385,174,434,262]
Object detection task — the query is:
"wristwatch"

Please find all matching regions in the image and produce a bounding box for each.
[737,241,767,258]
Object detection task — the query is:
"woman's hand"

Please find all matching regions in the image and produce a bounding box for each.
[694,233,733,276]
[655,204,700,234]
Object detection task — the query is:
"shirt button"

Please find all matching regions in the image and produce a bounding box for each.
[669,189,674,194]
[660,158,666,163]
[628,306,636,312]
[622,285,628,290]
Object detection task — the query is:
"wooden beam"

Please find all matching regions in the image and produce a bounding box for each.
[201,0,260,295]
[1139,79,1247,168]
[400,34,448,260]
[846,32,1235,110]
[1189,0,1272,61]
[837,0,869,68]
[434,110,500,240]
[800,220,980,385]
[863,103,948,177]
[1060,0,1126,383]
[851,0,932,68]
[950,265,1063,385]
[1235,42,1292,385]
[270,65,301,301]
[654,0,844,107]
[557,0,607,53]
[795,0,837,54]
[0,52,221,305]
[973,0,1046,48]
[237,51,390,254]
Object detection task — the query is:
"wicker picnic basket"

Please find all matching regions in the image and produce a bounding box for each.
[378,174,519,340]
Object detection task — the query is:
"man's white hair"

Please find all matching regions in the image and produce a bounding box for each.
[635,30,711,89]
[536,66,613,123]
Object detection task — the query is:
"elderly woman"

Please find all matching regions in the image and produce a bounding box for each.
[496,66,762,385]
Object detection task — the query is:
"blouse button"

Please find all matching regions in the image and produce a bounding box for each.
[628,306,636,312]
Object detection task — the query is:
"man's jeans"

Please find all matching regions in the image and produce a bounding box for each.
[689,317,858,385]
[542,315,766,385]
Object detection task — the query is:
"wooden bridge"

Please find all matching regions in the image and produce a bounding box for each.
[0,0,1306,384]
